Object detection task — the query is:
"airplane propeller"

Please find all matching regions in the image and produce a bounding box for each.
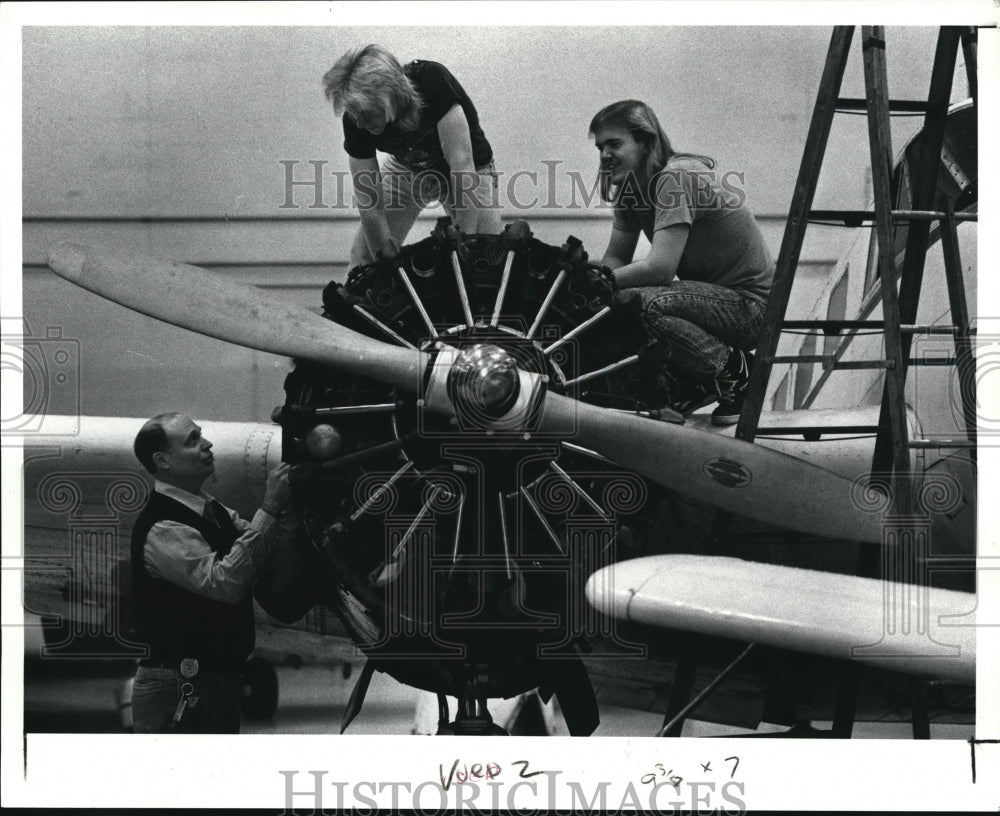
[47,242,428,392]
[48,242,882,543]
[539,393,882,543]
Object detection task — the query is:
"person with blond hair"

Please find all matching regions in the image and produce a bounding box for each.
[323,44,501,267]
[590,100,774,425]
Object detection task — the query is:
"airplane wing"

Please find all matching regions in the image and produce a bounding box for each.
[586,554,976,684]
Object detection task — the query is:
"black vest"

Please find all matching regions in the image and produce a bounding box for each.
[130,491,255,671]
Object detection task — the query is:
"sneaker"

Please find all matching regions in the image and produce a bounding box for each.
[671,384,721,417]
[711,349,753,426]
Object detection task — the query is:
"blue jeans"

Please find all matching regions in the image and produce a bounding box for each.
[629,281,766,384]
[350,156,503,268]
[132,665,242,734]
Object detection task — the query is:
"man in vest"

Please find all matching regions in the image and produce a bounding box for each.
[130,412,291,733]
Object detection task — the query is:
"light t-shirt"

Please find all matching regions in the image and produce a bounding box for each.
[613,155,774,302]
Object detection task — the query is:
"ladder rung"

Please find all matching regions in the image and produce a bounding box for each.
[766,355,957,369]
[807,209,872,227]
[764,355,892,370]
[765,354,831,364]
[908,439,977,449]
[900,324,963,335]
[923,554,977,567]
[834,97,930,113]
[908,357,956,367]
[782,319,884,334]
[824,360,892,370]
[755,425,879,440]
[780,321,966,337]
[807,209,978,225]
[892,209,978,223]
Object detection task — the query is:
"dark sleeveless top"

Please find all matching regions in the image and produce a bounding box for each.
[130,492,254,671]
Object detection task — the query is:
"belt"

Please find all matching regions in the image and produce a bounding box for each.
[138,658,180,669]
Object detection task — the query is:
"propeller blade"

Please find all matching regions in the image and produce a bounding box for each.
[540,392,883,543]
[48,243,428,392]
[340,659,377,734]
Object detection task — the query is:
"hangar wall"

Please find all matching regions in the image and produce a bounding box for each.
[20,26,944,422]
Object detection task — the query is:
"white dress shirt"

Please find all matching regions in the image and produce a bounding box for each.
[143,481,277,604]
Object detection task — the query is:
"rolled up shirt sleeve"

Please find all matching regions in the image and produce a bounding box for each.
[144,508,278,604]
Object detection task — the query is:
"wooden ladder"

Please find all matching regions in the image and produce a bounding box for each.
[738,25,978,489]
[661,25,978,739]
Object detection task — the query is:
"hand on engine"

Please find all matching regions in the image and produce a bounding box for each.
[262,462,293,516]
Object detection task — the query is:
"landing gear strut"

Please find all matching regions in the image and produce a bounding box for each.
[437,693,508,736]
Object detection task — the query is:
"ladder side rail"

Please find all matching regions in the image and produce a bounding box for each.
[734,26,855,443]
[937,201,978,455]
[714,28,854,554]
[861,25,914,515]
[960,27,978,108]
[870,27,961,474]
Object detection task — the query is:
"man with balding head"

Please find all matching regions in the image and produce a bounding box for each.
[129,412,291,733]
